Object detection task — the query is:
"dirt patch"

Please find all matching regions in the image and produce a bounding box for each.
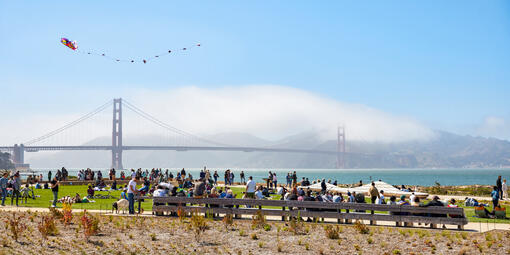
[0,209,509,254]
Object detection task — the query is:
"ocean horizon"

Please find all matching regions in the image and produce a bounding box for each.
[24,168,510,187]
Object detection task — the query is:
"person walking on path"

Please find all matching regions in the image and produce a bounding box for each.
[127,176,139,214]
[496,176,503,200]
[11,173,21,207]
[0,173,8,206]
[502,179,508,200]
[368,181,380,204]
[50,177,59,207]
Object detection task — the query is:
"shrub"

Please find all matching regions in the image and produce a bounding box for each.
[5,212,27,242]
[392,249,401,255]
[49,206,63,219]
[250,233,258,240]
[354,220,370,234]
[258,241,264,248]
[324,225,340,239]
[38,215,59,240]
[80,210,100,241]
[222,214,234,230]
[251,210,266,228]
[277,243,283,252]
[287,212,305,235]
[190,211,209,242]
[62,202,73,225]
[177,205,186,222]
[150,233,157,241]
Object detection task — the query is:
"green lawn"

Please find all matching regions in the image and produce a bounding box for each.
[9,184,509,224]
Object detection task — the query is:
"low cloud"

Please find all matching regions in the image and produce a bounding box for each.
[0,85,436,147]
[127,85,435,143]
[475,116,510,140]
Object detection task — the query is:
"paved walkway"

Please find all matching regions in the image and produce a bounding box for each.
[1,205,508,233]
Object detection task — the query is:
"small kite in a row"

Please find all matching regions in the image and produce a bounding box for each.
[60,37,200,63]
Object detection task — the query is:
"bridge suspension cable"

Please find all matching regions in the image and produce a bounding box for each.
[122,99,232,147]
[24,99,113,145]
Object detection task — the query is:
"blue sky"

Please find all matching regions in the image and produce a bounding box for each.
[1,1,510,141]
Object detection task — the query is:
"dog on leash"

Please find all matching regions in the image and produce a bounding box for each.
[112,199,129,214]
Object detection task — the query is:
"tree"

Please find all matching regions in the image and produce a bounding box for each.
[0,152,15,170]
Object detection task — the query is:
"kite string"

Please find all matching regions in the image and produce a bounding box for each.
[74,43,200,63]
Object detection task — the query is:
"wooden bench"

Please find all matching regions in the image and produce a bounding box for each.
[148,197,468,230]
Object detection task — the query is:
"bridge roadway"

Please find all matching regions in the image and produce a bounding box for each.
[0,145,338,155]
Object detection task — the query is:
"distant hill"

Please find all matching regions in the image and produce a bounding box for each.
[25,131,510,169]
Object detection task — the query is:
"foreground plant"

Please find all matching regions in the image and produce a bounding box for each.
[80,210,100,241]
[5,212,27,243]
[190,211,209,242]
[38,215,59,241]
[62,202,73,225]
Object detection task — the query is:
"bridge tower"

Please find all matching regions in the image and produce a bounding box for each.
[112,98,124,169]
[12,144,24,165]
[336,126,345,169]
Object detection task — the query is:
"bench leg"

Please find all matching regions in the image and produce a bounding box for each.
[457,225,463,230]
[430,224,437,229]
[370,210,375,225]
[344,209,351,224]
[396,222,402,227]
[282,207,286,221]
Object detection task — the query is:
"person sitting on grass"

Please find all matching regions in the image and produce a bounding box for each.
[87,185,95,198]
[74,193,82,203]
[120,186,128,200]
[255,186,266,199]
[138,177,150,195]
[193,179,206,198]
[333,192,344,203]
[347,191,355,203]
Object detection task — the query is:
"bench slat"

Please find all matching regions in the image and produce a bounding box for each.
[153,205,468,225]
[151,197,464,215]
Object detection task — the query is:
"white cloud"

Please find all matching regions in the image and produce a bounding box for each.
[476,116,510,140]
[127,85,435,142]
[0,85,435,146]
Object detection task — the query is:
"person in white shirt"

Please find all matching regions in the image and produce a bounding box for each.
[377,190,386,204]
[255,186,265,199]
[245,176,256,199]
[127,176,139,214]
[503,179,508,200]
[409,192,416,204]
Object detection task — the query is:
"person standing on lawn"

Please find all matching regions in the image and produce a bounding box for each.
[496,176,502,200]
[0,173,8,206]
[50,177,59,207]
[127,176,139,214]
[491,186,500,210]
[11,173,21,207]
[48,170,52,182]
[502,179,508,200]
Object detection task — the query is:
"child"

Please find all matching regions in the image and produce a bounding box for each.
[120,186,128,200]
[20,184,33,204]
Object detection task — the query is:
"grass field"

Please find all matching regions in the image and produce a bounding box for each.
[6,184,509,223]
